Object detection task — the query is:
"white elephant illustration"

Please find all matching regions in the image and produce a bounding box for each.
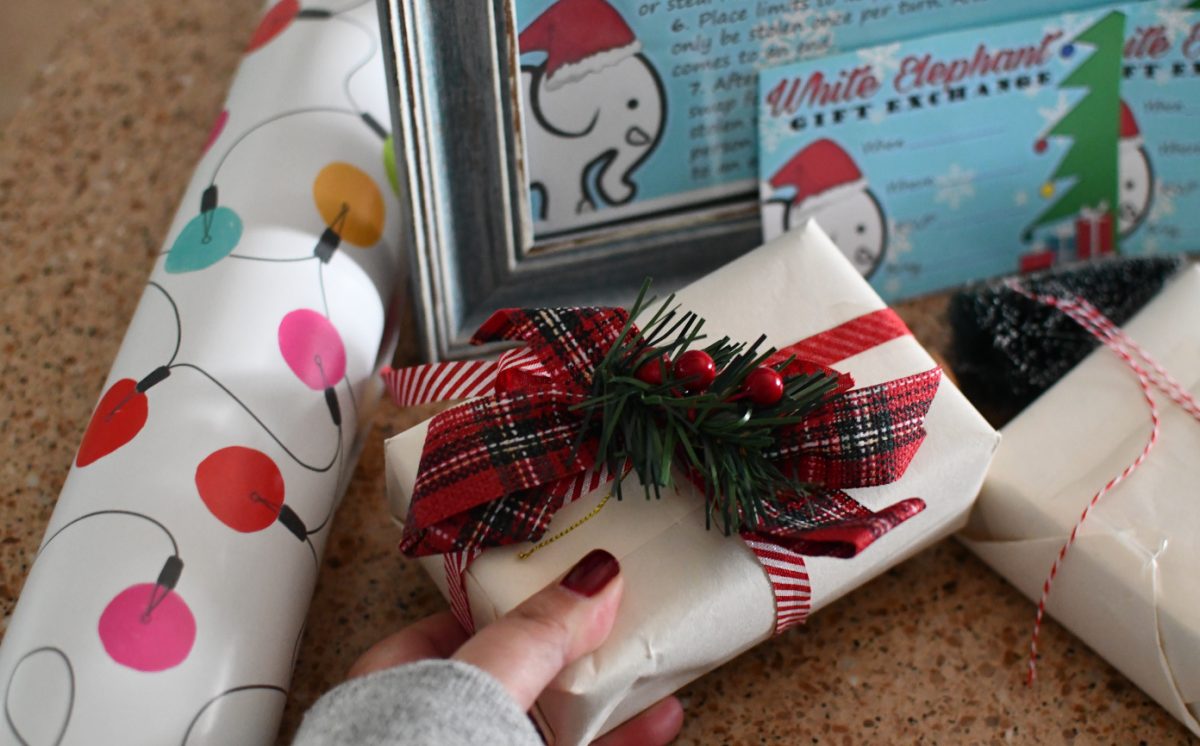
[518,0,666,228]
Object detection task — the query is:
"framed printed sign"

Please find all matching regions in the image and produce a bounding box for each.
[379,0,1136,359]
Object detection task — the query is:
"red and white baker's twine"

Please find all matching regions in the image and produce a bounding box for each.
[1004,280,1200,685]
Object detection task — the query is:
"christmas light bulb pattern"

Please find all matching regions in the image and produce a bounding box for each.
[4,648,74,746]
[0,1,399,742]
[165,0,391,278]
[4,506,194,737]
[74,282,348,482]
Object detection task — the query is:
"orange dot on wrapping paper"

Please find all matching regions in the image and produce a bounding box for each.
[1040,183,1055,199]
[312,162,384,247]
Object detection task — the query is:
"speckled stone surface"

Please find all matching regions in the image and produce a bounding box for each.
[0,2,1194,744]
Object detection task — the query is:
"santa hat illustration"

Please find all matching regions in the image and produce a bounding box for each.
[519,0,642,91]
[768,139,867,214]
[1119,100,1143,148]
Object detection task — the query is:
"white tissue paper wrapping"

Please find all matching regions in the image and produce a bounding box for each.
[960,265,1200,737]
[386,223,999,745]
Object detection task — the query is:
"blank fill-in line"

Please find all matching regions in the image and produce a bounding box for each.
[908,127,1007,150]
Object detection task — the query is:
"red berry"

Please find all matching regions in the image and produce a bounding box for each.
[634,355,668,385]
[744,366,784,406]
[674,350,716,392]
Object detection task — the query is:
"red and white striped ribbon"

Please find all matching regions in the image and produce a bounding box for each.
[390,308,918,636]
[1005,280,1200,685]
[382,346,543,407]
[742,538,813,633]
[443,548,481,634]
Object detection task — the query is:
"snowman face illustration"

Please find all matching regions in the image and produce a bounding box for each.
[1118,141,1153,238]
[789,189,888,278]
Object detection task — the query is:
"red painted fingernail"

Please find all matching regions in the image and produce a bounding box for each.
[560,549,619,598]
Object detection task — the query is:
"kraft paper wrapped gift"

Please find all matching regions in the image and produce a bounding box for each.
[385,223,1000,745]
[960,265,1200,737]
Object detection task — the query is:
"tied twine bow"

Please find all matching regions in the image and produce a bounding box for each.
[399,303,940,565]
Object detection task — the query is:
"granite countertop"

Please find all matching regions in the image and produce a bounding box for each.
[0,1,1193,743]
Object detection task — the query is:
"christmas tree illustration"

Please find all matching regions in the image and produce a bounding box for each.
[1024,12,1125,252]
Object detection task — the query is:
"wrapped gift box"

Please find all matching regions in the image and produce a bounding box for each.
[385,222,999,745]
[960,265,1200,737]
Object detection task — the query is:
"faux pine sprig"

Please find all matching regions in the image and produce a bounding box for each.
[572,281,843,535]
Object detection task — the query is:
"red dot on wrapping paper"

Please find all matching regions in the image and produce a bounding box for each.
[195,446,285,533]
[203,110,228,154]
[1034,139,1048,154]
[245,0,299,53]
[76,378,149,467]
[278,309,347,390]
[98,584,196,672]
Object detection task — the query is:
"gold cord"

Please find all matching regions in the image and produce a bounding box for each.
[517,493,611,560]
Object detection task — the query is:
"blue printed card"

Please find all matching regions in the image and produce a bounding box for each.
[758,7,1141,300]
[511,0,1144,241]
[1119,4,1200,256]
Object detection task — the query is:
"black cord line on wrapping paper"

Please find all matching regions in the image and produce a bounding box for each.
[304,536,319,570]
[4,647,74,746]
[227,254,319,263]
[147,281,182,367]
[207,107,365,186]
[167,363,343,474]
[317,260,331,320]
[325,13,378,114]
[38,509,180,559]
[179,684,287,746]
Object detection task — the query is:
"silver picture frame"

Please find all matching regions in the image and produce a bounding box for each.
[378,0,762,361]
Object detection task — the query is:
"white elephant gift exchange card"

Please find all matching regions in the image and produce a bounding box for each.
[511,0,1139,242]
[1118,3,1200,257]
[758,2,1196,302]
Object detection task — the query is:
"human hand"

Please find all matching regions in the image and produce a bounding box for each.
[348,549,683,745]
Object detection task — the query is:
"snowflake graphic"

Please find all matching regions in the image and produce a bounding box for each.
[934,164,976,210]
[1038,92,1071,128]
[1149,179,1175,222]
[1156,9,1193,42]
[857,43,902,78]
[1022,78,1047,99]
[884,276,904,295]
[754,8,822,63]
[1142,236,1160,255]
[888,219,913,256]
[1014,190,1029,206]
[760,121,790,157]
[1047,13,1095,54]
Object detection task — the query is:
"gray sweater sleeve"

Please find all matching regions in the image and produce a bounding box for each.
[293,659,543,746]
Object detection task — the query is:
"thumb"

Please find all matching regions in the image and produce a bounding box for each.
[452,548,623,710]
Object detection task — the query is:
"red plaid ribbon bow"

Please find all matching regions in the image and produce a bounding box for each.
[394,305,940,565]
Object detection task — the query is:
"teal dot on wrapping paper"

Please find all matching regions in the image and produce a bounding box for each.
[165,207,243,273]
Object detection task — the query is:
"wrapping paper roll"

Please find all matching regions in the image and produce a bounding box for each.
[0,2,402,744]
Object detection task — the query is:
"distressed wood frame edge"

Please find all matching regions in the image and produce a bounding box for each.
[379,0,765,362]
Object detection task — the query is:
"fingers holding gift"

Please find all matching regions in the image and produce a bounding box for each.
[453,548,624,712]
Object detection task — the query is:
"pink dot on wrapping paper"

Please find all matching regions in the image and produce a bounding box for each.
[98,584,196,672]
[203,110,228,154]
[278,309,346,390]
